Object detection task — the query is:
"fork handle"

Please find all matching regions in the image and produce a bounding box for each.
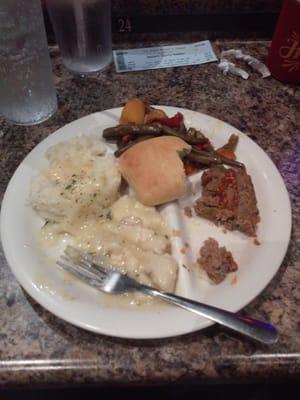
[141,286,278,344]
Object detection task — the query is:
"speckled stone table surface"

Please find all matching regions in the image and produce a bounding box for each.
[0,40,299,388]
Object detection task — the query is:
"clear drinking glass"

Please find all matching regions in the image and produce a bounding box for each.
[45,0,112,75]
[0,0,57,125]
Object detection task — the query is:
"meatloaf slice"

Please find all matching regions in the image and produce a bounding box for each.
[194,166,260,236]
[198,238,238,284]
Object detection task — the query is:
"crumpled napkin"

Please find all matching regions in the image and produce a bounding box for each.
[218,49,271,80]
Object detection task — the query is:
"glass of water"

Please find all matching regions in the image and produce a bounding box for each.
[46,0,112,75]
[0,0,57,125]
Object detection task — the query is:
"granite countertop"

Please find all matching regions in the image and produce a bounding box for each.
[0,40,299,387]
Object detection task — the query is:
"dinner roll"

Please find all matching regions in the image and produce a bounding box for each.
[118,136,191,206]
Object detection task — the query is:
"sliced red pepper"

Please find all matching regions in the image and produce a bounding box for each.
[150,112,184,127]
[216,147,236,160]
[193,143,211,151]
[184,162,198,176]
[121,134,133,145]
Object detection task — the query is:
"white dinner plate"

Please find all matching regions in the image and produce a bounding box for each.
[0,106,291,339]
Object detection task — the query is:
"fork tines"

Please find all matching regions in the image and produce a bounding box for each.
[57,246,109,285]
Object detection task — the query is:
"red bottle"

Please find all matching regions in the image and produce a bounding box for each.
[267,0,300,83]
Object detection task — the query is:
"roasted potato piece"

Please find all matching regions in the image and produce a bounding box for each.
[119,98,146,125]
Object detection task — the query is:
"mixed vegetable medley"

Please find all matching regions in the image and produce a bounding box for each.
[103,98,244,173]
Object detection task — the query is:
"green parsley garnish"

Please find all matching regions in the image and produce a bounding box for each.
[43,220,50,228]
[65,179,77,191]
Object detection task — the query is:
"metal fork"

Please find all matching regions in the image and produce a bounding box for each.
[57,246,278,344]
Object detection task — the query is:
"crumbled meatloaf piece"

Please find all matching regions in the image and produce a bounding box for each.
[198,238,238,284]
[194,166,260,236]
[184,206,192,218]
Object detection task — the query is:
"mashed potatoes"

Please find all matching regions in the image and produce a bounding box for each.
[30,136,121,222]
[30,136,178,301]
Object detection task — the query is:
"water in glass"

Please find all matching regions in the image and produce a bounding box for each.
[46,0,112,75]
[0,0,57,125]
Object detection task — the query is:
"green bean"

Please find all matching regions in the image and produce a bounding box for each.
[103,123,208,145]
[186,149,245,168]
[179,121,187,135]
[186,127,207,141]
[177,148,192,159]
[103,124,161,140]
[188,128,214,152]
[220,134,239,151]
[154,123,208,144]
